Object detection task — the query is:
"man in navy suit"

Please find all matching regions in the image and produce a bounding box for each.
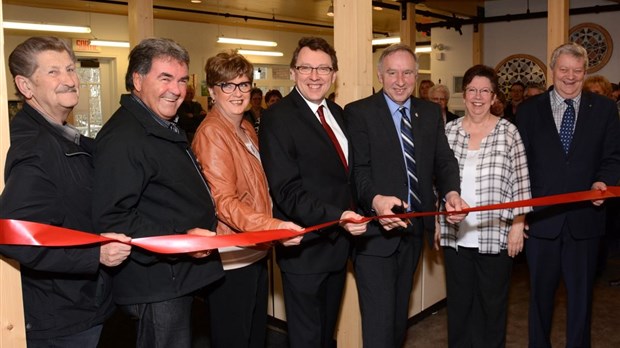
[345,44,466,347]
[259,37,368,348]
[516,42,620,347]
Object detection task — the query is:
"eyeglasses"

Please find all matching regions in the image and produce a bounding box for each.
[216,81,252,94]
[465,87,494,97]
[294,65,334,75]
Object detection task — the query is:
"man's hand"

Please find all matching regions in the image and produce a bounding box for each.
[187,228,216,258]
[339,210,368,236]
[372,195,408,231]
[100,233,132,267]
[591,181,607,206]
[444,191,469,224]
[278,221,305,247]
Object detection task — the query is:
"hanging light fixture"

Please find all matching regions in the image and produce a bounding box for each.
[327,1,334,17]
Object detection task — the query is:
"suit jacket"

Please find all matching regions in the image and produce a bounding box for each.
[345,91,460,257]
[259,88,353,274]
[516,89,620,239]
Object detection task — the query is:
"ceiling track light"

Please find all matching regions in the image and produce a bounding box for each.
[3,21,91,33]
[217,37,277,47]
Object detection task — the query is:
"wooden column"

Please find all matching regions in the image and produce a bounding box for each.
[333,0,372,346]
[128,0,154,47]
[0,1,27,346]
[400,2,417,48]
[547,0,569,86]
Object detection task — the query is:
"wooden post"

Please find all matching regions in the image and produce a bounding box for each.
[0,1,28,346]
[128,0,154,47]
[400,2,417,48]
[547,0,569,86]
[333,0,372,346]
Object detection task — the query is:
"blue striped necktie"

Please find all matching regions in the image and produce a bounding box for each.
[399,107,422,211]
[559,99,575,154]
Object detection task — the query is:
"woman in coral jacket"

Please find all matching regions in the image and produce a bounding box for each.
[192,50,302,348]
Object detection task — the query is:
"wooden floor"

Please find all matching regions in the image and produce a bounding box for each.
[98,244,620,348]
[406,250,620,348]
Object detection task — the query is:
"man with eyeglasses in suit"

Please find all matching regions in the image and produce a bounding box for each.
[259,37,368,348]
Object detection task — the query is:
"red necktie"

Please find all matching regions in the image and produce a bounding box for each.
[317,105,348,172]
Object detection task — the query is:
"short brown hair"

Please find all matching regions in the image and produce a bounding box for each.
[206,50,254,87]
[290,37,338,72]
[462,64,499,95]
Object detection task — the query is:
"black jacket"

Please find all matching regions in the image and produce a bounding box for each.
[345,92,461,256]
[259,88,353,274]
[93,94,224,305]
[0,103,113,339]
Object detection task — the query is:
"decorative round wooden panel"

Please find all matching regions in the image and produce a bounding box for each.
[569,23,613,73]
[495,54,547,96]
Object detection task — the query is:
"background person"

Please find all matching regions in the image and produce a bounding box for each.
[504,81,525,123]
[438,64,531,347]
[92,38,224,348]
[417,79,435,100]
[176,84,206,143]
[0,36,131,347]
[264,89,283,108]
[428,84,458,125]
[192,50,303,348]
[244,87,265,133]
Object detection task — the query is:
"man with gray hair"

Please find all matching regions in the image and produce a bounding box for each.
[92,38,224,348]
[516,42,620,347]
[345,44,466,347]
[0,36,131,347]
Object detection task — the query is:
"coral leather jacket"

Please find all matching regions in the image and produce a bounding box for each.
[192,107,283,237]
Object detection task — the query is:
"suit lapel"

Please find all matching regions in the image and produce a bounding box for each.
[409,97,424,157]
[571,92,593,156]
[374,91,408,174]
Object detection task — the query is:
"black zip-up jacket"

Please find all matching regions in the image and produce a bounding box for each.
[92,94,224,305]
[0,103,114,339]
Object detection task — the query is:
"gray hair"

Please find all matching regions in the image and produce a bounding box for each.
[549,42,588,71]
[125,38,190,91]
[377,44,419,74]
[428,84,451,102]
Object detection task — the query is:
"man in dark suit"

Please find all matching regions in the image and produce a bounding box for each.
[259,37,368,348]
[344,44,465,347]
[516,42,620,348]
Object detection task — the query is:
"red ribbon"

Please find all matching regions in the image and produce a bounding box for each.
[1,187,618,254]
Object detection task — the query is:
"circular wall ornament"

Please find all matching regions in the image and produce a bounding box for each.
[495,54,547,96]
[569,23,613,73]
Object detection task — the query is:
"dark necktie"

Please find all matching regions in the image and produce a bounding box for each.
[559,99,575,154]
[399,107,422,210]
[317,105,348,172]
